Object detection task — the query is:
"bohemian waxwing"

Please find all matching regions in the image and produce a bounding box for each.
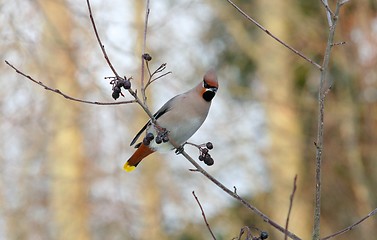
[124,70,219,172]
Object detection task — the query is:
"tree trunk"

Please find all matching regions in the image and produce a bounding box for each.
[254,1,311,238]
[39,0,90,239]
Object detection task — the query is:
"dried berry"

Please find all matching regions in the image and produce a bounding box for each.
[206,142,213,150]
[142,53,152,61]
[116,80,124,88]
[260,231,268,240]
[123,79,131,89]
[112,90,120,100]
[155,136,162,144]
[143,137,150,146]
[146,133,154,141]
[162,135,169,143]
[113,86,121,93]
[204,156,214,166]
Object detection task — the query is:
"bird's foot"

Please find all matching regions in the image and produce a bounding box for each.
[175,144,186,155]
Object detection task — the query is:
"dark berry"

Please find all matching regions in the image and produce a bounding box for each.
[142,53,152,61]
[123,79,131,89]
[116,80,124,88]
[113,86,121,93]
[204,156,214,166]
[143,138,150,146]
[260,232,268,240]
[112,91,120,100]
[146,133,154,141]
[162,135,169,143]
[206,142,213,150]
[199,155,205,161]
[155,136,162,144]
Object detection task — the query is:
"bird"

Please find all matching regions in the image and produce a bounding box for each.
[123,70,219,172]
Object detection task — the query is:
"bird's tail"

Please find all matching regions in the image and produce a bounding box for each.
[123,143,154,172]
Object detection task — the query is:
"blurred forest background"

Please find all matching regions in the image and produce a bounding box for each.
[1,0,377,239]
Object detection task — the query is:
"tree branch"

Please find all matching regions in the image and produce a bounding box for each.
[285,175,298,240]
[175,144,301,240]
[86,0,157,121]
[192,191,217,240]
[86,0,120,78]
[320,0,334,27]
[140,0,151,104]
[312,1,345,239]
[225,0,322,70]
[4,60,136,106]
[320,208,377,240]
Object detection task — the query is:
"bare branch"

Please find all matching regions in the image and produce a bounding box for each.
[312,1,345,239]
[140,0,151,104]
[176,142,301,240]
[236,226,253,240]
[144,62,172,91]
[285,175,298,240]
[331,41,346,47]
[192,191,217,240]
[5,60,136,106]
[225,0,322,70]
[86,0,120,79]
[340,0,350,6]
[321,208,377,240]
[320,0,334,26]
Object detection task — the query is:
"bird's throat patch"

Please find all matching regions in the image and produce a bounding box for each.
[203,90,216,102]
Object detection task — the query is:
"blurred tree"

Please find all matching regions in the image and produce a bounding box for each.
[316,1,377,238]
[132,1,167,240]
[206,0,311,237]
[38,0,90,239]
[202,0,377,239]
[2,0,377,239]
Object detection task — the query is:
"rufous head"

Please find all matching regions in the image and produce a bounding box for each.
[201,69,218,102]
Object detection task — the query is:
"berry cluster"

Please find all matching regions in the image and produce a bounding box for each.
[198,142,214,166]
[142,130,169,146]
[155,129,169,144]
[143,133,155,146]
[112,78,131,100]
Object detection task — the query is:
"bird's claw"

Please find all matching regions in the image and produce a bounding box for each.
[175,145,185,155]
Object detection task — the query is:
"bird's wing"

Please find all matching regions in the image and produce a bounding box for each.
[129,95,178,146]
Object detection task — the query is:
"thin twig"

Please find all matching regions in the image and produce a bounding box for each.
[86,0,120,78]
[148,71,172,86]
[237,226,253,240]
[8,1,303,239]
[320,0,334,26]
[127,88,155,121]
[144,62,172,91]
[141,0,151,104]
[321,208,377,240]
[225,0,322,70]
[312,1,345,239]
[5,61,136,105]
[285,175,298,240]
[88,0,155,121]
[175,142,301,240]
[331,41,346,46]
[192,191,217,240]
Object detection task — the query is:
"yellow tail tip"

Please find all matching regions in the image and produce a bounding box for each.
[123,163,136,172]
